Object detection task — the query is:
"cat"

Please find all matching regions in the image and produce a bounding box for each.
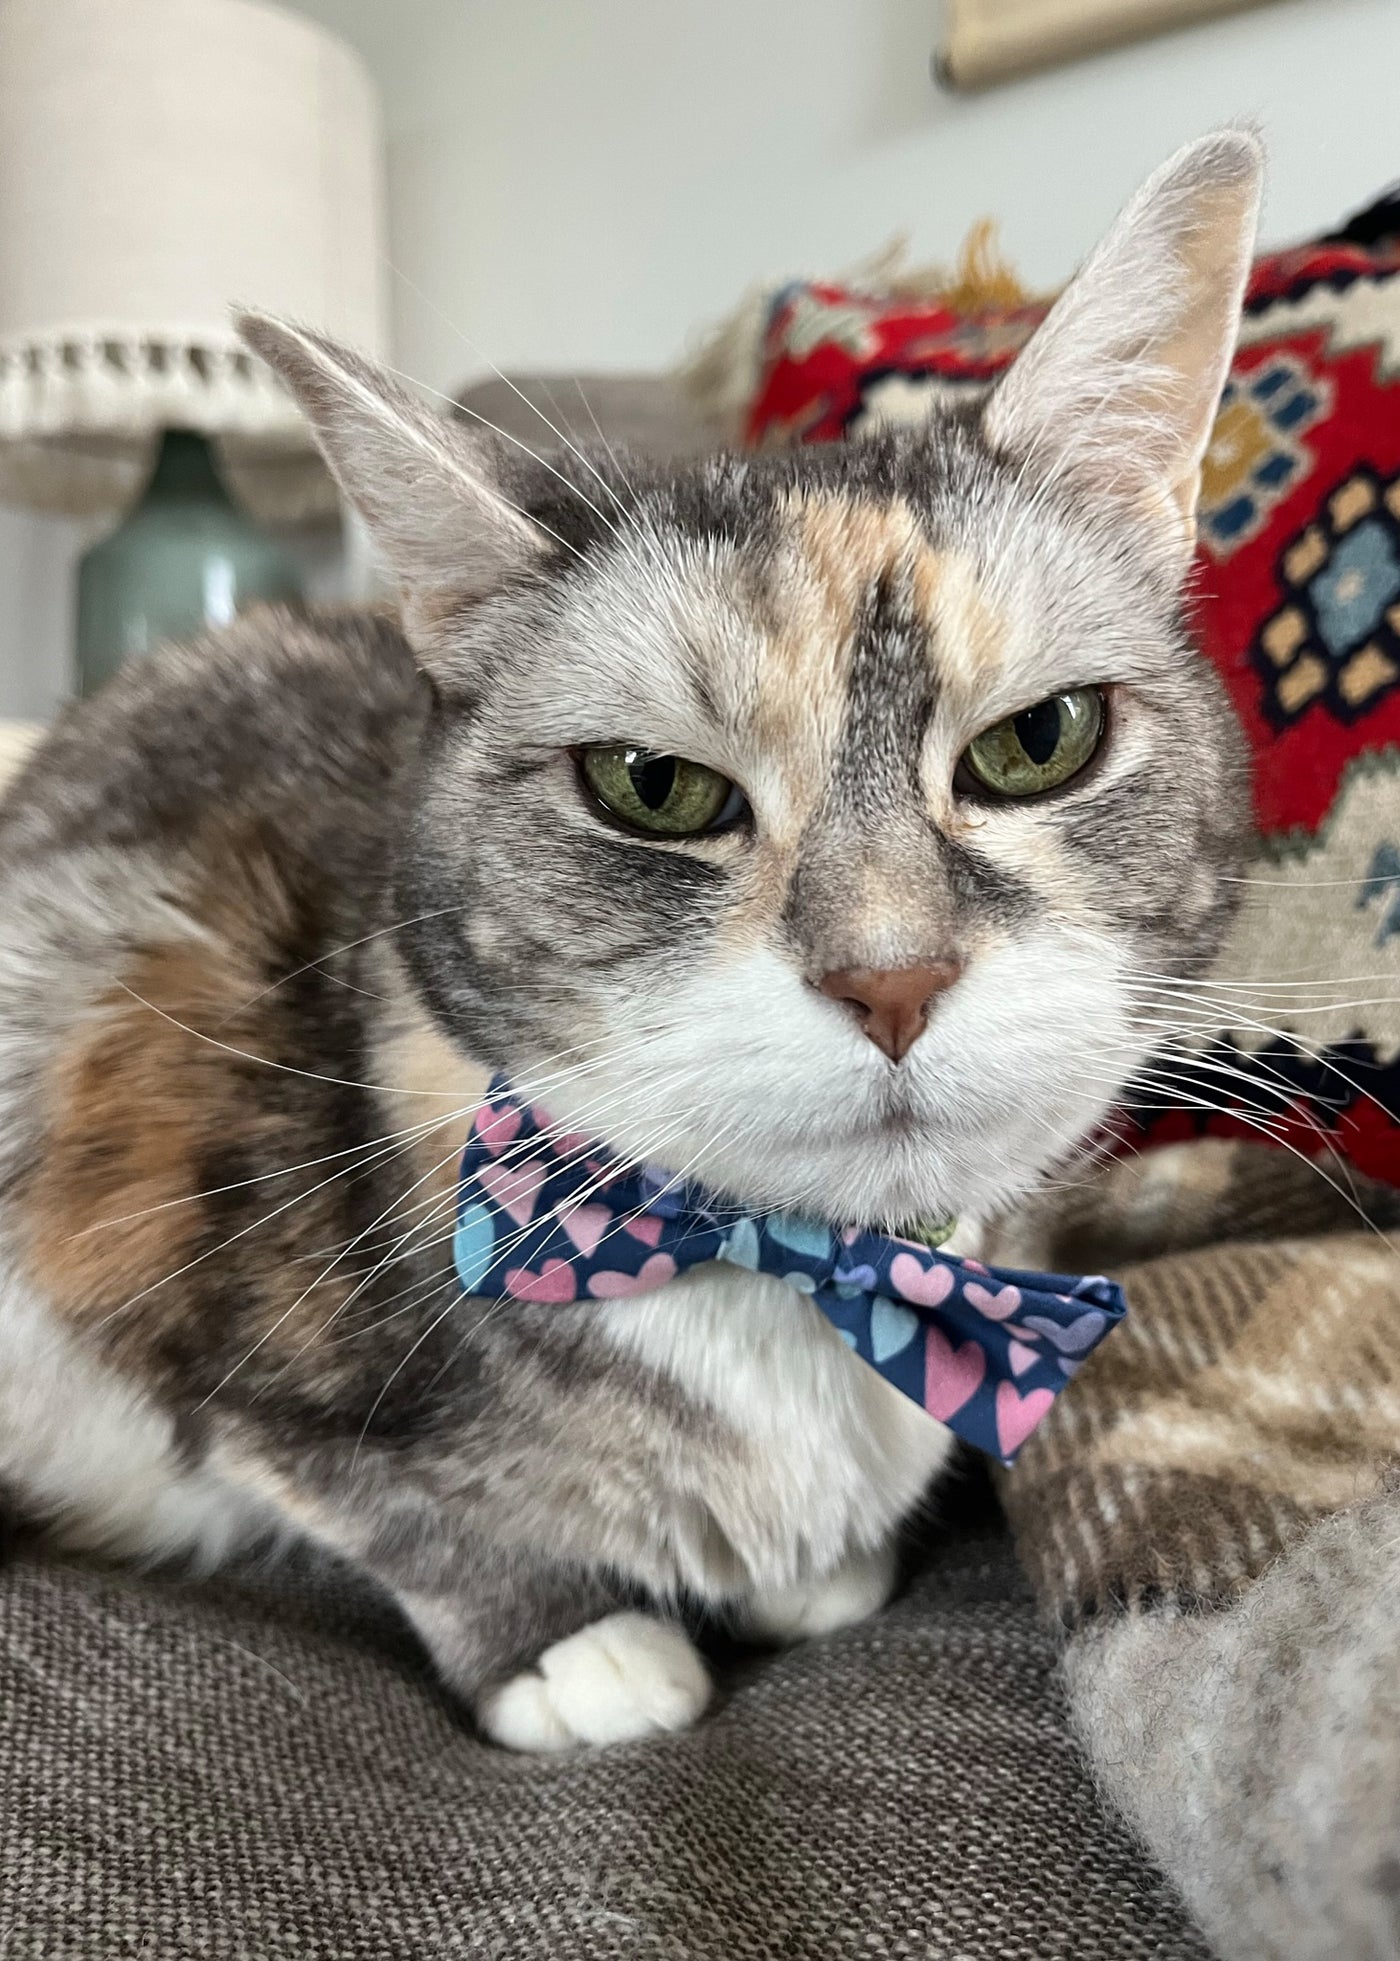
[0,131,1256,1751]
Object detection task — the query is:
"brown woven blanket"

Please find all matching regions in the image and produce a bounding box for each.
[998,1140,1400,1959]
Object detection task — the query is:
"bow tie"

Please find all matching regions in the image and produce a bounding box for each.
[454,1078,1126,1464]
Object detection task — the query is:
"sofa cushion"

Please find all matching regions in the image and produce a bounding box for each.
[0,1490,1207,1960]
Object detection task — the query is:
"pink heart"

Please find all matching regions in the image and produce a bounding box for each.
[560,1203,610,1258]
[624,1213,665,1249]
[923,1326,987,1423]
[478,1159,547,1228]
[995,1381,1056,1458]
[964,1281,1022,1322]
[474,1102,522,1155]
[587,1253,678,1299]
[503,1258,577,1303]
[1008,1340,1038,1378]
[889,1253,956,1310]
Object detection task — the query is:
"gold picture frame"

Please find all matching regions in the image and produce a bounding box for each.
[937,0,1287,91]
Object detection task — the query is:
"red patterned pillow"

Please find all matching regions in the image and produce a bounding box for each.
[744,205,1400,1188]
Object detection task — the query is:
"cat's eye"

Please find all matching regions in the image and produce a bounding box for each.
[958,688,1106,800]
[579,745,748,837]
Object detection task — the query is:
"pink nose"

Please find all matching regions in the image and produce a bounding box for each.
[818,961,962,1063]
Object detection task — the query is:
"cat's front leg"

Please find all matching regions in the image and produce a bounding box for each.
[239,1448,711,1753]
[393,1548,711,1754]
[475,1611,711,1753]
[737,1539,898,1645]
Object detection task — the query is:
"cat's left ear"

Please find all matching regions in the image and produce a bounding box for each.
[238,314,549,644]
[983,130,1262,576]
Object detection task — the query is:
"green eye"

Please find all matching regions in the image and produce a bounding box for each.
[579,745,746,837]
[959,688,1106,799]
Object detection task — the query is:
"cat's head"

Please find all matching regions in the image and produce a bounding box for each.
[242,131,1259,1230]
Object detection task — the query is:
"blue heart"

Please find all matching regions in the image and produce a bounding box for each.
[838,1328,860,1350]
[1020,1309,1107,1355]
[782,1270,818,1294]
[871,1299,919,1363]
[719,1218,760,1270]
[766,1212,834,1262]
[454,1202,498,1294]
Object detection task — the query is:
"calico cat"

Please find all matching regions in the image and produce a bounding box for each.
[0,133,1255,1750]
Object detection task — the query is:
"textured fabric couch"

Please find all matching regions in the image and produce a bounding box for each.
[2,1483,1206,1959]
[0,381,1208,1959]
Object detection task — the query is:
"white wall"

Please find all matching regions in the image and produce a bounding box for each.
[4,0,1397,714]
[290,0,1400,387]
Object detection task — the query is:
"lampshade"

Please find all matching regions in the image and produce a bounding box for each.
[0,0,386,525]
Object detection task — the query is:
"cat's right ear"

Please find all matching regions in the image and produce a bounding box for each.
[982,130,1262,579]
[238,315,549,639]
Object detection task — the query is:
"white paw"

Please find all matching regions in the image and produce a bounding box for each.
[741,1542,897,1645]
[477,1611,711,1753]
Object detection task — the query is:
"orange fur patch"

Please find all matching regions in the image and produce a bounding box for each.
[17,843,374,1382]
[21,936,255,1348]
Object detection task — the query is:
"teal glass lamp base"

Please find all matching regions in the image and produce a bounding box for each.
[76,429,305,695]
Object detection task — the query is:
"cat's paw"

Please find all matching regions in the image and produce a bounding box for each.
[477,1611,711,1752]
[740,1542,897,1645]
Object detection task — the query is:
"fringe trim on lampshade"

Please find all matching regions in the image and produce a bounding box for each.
[0,327,340,527]
[678,223,1046,444]
[0,722,41,789]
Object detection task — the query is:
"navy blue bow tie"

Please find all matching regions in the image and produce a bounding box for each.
[454,1078,1126,1463]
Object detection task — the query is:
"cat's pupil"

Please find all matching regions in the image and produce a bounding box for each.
[1013,698,1063,767]
[627,751,677,810]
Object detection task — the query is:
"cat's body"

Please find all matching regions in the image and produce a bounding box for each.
[0,605,951,1739]
[0,135,1260,1748]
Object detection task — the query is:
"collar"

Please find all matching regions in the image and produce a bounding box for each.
[454,1077,1126,1465]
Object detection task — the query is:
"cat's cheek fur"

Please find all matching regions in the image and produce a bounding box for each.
[537,934,1143,1230]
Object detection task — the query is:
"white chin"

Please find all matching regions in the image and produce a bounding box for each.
[693,1094,1111,1228]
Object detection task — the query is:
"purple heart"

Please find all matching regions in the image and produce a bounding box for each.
[638,1171,685,1218]
[1018,1309,1107,1355]
[833,1263,878,1291]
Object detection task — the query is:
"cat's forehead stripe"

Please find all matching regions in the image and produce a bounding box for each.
[753,489,938,789]
[774,486,1012,701]
[781,490,941,624]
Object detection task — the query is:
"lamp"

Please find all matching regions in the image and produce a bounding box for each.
[0,0,386,691]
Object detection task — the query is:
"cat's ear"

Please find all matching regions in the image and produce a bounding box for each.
[238,314,548,631]
[982,130,1262,575]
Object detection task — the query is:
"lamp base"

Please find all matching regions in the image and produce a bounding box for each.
[76,427,304,695]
